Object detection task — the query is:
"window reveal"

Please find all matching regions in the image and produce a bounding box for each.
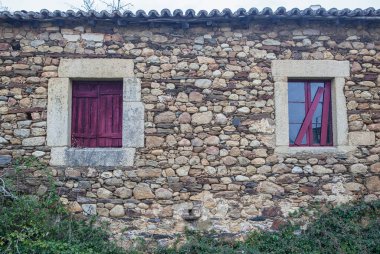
[71,81,123,148]
[288,81,332,146]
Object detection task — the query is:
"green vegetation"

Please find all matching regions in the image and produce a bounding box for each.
[0,194,125,254]
[0,158,125,254]
[136,201,380,254]
[245,201,380,254]
[1,157,379,253]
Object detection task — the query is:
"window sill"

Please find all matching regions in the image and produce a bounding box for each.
[274,145,356,155]
[50,147,136,167]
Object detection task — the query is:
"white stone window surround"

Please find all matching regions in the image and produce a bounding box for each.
[272,60,356,155]
[47,59,144,166]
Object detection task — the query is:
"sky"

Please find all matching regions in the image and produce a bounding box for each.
[1,0,379,12]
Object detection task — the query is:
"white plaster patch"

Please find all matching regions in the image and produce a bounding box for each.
[50,147,67,166]
[349,131,376,146]
[81,33,104,42]
[63,34,80,41]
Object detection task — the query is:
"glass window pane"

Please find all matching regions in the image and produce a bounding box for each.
[310,82,325,103]
[288,82,305,102]
[288,81,333,147]
[326,105,333,145]
[312,103,323,124]
[289,102,305,123]
[289,124,307,145]
[312,124,322,144]
[327,123,333,145]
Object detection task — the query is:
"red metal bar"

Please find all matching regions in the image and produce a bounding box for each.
[305,82,312,145]
[294,87,324,146]
[320,82,331,146]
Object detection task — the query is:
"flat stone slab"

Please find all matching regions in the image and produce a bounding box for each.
[272,60,349,77]
[0,155,12,167]
[58,58,134,78]
[65,148,135,167]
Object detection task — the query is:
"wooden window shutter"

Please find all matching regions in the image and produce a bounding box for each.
[71,81,122,148]
[98,83,123,147]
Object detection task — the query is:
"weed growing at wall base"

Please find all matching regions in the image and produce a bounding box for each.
[134,201,380,254]
[245,201,380,254]
[1,158,379,253]
[0,158,125,254]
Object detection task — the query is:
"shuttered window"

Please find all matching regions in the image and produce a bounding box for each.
[288,81,333,146]
[71,81,122,148]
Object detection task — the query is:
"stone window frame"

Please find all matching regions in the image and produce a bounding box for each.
[47,58,144,166]
[272,60,355,154]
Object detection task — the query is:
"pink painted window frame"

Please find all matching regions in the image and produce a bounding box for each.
[289,80,333,147]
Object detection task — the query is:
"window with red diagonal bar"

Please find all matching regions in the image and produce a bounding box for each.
[288,81,333,147]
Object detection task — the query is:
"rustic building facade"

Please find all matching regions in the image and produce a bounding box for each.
[0,7,380,242]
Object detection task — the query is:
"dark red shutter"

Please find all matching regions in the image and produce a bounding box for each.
[71,83,98,147]
[71,81,122,148]
[98,84,123,147]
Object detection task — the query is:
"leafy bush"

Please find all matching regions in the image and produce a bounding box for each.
[155,200,380,254]
[152,230,257,254]
[247,201,380,254]
[0,192,125,254]
[1,158,379,253]
[0,158,125,254]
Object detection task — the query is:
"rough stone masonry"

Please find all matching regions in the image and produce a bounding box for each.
[0,8,380,244]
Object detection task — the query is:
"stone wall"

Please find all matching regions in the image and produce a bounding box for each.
[0,18,380,242]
